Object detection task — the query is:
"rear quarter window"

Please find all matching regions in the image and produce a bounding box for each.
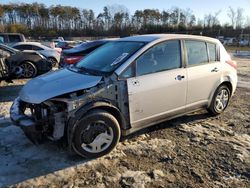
[207,42,217,61]
[32,45,44,51]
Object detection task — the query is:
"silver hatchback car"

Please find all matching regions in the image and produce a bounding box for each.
[10,34,237,158]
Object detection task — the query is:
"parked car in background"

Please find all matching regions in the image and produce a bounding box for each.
[10,34,237,158]
[0,44,52,78]
[0,33,26,46]
[56,41,74,50]
[59,39,117,67]
[12,42,61,66]
[239,39,249,46]
[223,38,238,46]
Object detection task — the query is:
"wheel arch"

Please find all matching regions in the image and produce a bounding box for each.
[48,56,58,62]
[66,100,128,154]
[208,77,233,107]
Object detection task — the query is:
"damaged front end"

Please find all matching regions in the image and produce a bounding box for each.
[10,97,67,144]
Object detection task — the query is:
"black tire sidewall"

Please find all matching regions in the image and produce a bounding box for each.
[73,110,121,158]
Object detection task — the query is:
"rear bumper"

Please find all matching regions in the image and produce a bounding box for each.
[37,59,52,74]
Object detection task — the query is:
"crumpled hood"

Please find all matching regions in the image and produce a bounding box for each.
[20,68,102,104]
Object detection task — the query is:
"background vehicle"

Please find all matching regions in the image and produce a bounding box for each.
[12,42,61,66]
[56,41,73,50]
[239,39,249,46]
[0,44,52,78]
[10,34,237,158]
[0,33,26,46]
[59,39,117,67]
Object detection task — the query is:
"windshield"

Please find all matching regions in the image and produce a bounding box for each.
[75,41,145,74]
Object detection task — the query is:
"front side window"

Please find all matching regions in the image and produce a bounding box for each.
[75,41,145,75]
[136,40,181,76]
[185,40,208,66]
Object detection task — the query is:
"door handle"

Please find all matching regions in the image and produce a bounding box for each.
[175,75,185,81]
[211,67,219,72]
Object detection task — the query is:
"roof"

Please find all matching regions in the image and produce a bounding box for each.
[12,42,50,49]
[118,34,219,43]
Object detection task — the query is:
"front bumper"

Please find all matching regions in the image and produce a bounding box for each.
[10,97,42,144]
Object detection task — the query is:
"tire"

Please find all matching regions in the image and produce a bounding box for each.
[20,61,37,78]
[208,85,231,116]
[73,109,121,158]
[48,57,58,67]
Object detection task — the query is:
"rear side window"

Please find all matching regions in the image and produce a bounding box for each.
[8,35,21,43]
[185,40,208,65]
[14,45,32,50]
[136,40,181,76]
[207,42,217,61]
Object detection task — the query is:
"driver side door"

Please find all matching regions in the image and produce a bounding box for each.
[124,40,187,129]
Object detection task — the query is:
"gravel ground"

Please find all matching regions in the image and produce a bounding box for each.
[0,56,249,188]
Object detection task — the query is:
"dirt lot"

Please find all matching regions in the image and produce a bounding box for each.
[0,56,249,188]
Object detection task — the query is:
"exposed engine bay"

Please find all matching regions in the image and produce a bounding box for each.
[10,97,68,143]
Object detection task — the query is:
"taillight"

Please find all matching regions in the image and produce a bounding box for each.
[64,56,83,64]
[226,60,237,69]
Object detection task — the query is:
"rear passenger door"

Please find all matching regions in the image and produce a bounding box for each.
[185,40,221,107]
[125,40,187,128]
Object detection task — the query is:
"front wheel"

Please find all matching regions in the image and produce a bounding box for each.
[73,110,121,158]
[208,85,231,116]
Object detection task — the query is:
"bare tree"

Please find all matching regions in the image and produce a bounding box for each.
[204,10,221,28]
[236,8,244,29]
[227,6,236,29]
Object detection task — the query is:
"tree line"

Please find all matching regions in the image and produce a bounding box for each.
[0,3,250,39]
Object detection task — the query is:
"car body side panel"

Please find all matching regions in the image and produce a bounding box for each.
[127,68,187,129]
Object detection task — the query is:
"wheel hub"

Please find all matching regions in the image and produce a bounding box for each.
[80,121,114,153]
[215,89,229,112]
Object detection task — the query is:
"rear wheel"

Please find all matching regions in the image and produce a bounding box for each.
[20,61,37,78]
[208,85,231,116]
[73,109,121,158]
[48,57,58,67]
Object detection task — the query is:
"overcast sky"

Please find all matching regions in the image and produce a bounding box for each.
[2,0,250,24]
